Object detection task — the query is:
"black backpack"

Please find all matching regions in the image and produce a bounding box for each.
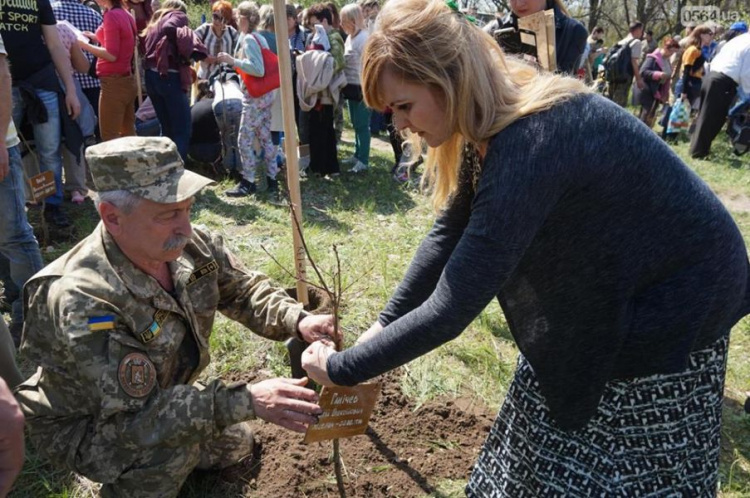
[603,41,635,83]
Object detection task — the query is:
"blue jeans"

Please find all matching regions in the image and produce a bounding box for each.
[0,146,44,325]
[11,87,64,205]
[145,70,191,159]
[213,98,242,171]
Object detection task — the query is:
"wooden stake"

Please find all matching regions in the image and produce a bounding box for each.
[272,0,308,306]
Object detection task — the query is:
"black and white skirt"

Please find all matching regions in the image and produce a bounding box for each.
[466,335,728,497]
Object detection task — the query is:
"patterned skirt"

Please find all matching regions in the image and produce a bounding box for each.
[466,335,728,497]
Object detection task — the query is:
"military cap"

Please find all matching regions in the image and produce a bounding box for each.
[86,137,215,203]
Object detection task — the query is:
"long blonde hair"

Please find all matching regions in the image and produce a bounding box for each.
[143,0,187,36]
[362,0,590,210]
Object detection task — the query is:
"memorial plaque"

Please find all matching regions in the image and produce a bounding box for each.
[304,383,381,444]
[28,171,56,202]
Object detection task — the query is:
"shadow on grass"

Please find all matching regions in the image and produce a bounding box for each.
[720,395,750,495]
[192,188,264,226]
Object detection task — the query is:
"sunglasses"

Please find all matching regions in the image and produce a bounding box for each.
[212,13,225,22]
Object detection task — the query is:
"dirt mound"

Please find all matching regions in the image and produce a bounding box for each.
[185,370,496,497]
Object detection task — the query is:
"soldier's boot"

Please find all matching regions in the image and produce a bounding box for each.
[197,421,255,470]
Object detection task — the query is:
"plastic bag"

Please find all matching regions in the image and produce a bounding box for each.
[666,98,690,135]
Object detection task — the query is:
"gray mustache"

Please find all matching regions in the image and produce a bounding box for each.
[163,235,190,251]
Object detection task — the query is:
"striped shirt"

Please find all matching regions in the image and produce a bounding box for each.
[51,0,102,89]
[194,23,238,80]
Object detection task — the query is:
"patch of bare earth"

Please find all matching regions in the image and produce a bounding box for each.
[718,192,750,214]
[187,370,496,497]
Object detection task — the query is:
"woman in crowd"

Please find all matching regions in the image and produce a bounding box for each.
[636,37,680,127]
[79,0,137,141]
[217,1,279,196]
[494,0,587,74]
[143,0,207,159]
[194,1,238,80]
[678,24,714,111]
[340,4,370,173]
[302,0,750,495]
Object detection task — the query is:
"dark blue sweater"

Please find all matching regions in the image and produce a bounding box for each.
[328,93,750,430]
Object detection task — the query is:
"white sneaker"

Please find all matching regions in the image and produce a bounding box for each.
[298,156,310,171]
[349,160,368,173]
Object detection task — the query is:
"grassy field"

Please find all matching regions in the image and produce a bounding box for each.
[6,122,750,497]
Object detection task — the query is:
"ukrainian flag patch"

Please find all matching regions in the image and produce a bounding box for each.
[88,315,115,331]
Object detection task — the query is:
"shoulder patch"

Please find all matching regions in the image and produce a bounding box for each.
[139,309,170,344]
[88,315,115,332]
[118,352,157,398]
[187,260,219,285]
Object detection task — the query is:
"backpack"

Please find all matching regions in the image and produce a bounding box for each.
[603,40,634,83]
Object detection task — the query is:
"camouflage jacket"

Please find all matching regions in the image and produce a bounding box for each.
[16,223,307,465]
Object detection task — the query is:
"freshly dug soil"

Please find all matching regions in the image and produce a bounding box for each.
[185,370,496,497]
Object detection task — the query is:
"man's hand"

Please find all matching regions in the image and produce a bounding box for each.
[297,314,338,344]
[249,378,322,433]
[302,340,337,387]
[0,377,24,498]
[65,92,81,120]
[355,321,383,346]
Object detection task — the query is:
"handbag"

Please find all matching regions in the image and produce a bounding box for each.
[236,34,280,98]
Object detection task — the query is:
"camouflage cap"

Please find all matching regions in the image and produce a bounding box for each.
[86,137,215,203]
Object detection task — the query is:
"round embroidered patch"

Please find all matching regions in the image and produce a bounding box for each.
[118,352,157,398]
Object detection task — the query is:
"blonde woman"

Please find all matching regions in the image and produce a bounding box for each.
[340,3,370,172]
[302,0,750,495]
[217,1,279,196]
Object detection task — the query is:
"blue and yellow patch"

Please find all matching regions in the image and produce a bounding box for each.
[88,315,115,331]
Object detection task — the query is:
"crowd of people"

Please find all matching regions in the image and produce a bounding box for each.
[1,0,750,496]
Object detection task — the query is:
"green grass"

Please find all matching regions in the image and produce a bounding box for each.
[8,118,750,496]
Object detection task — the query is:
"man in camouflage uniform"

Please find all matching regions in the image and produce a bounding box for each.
[15,136,336,497]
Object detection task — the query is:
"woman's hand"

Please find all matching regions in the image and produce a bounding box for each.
[302,340,337,386]
[355,321,383,346]
[216,52,234,65]
[82,31,98,43]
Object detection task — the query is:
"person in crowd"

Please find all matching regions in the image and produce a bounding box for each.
[15,136,338,498]
[607,21,645,107]
[188,85,222,165]
[56,21,97,205]
[79,0,137,142]
[327,2,347,144]
[194,1,238,80]
[126,0,154,36]
[52,0,104,127]
[493,0,587,75]
[288,3,307,137]
[583,25,604,82]
[134,96,161,136]
[677,24,714,112]
[714,21,747,59]
[257,4,285,171]
[642,29,657,60]
[360,0,380,33]
[1,0,81,228]
[690,33,750,158]
[210,68,244,178]
[143,0,208,159]
[217,1,279,196]
[301,1,750,496]
[635,37,680,127]
[0,377,24,497]
[297,3,345,178]
[0,33,45,354]
[341,4,371,173]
